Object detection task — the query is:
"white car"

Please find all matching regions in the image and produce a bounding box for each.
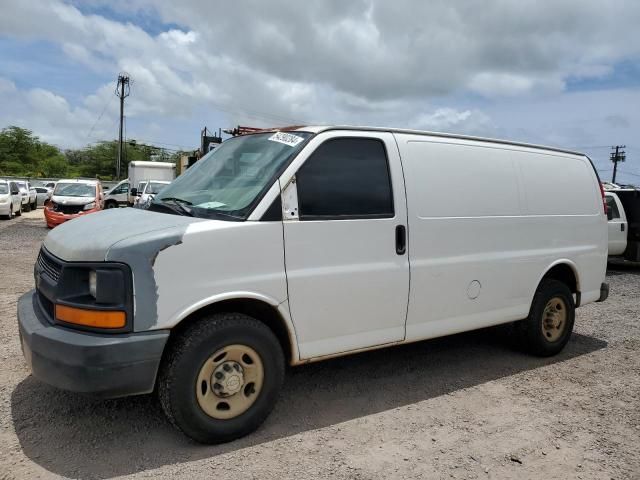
[0,180,23,219]
[19,126,608,444]
[16,180,37,211]
[134,180,170,208]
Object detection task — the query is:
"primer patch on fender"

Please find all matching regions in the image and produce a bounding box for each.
[268,132,305,147]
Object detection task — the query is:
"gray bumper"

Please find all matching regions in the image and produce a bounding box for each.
[17,290,169,399]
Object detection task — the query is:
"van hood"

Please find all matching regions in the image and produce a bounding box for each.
[44,208,205,261]
[51,195,96,206]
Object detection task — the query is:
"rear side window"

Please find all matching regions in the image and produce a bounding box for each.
[296,138,394,220]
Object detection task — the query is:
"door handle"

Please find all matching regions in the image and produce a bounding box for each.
[395,225,406,255]
[621,223,625,232]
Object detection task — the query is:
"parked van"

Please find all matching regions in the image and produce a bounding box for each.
[18,127,609,444]
[103,179,129,209]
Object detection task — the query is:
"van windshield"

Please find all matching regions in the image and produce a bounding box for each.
[152,131,312,220]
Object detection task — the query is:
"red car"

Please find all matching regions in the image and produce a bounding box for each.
[44,179,104,228]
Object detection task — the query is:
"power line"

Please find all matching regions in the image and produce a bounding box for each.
[618,169,640,178]
[85,95,111,141]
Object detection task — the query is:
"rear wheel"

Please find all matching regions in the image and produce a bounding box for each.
[158,312,285,444]
[105,201,118,209]
[514,279,575,356]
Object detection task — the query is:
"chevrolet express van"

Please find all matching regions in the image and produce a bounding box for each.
[18,126,609,443]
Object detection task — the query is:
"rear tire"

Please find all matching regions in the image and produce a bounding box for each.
[514,279,575,356]
[105,201,118,209]
[158,312,285,444]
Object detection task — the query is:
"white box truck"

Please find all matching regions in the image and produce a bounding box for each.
[19,126,609,444]
[128,161,175,205]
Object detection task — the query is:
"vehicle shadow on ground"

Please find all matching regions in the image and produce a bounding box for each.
[607,260,640,276]
[12,329,606,479]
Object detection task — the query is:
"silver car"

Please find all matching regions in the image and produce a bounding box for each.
[34,187,53,207]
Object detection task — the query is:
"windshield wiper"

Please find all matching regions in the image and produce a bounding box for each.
[160,197,193,216]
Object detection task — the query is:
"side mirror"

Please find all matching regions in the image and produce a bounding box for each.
[130,188,138,197]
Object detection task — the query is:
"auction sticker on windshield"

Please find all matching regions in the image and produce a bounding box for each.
[268,132,305,147]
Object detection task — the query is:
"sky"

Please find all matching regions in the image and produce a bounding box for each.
[0,0,639,184]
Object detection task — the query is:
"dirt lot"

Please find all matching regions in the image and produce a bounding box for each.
[0,209,639,480]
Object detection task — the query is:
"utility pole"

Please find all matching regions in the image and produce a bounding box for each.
[115,73,130,180]
[610,145,626,184]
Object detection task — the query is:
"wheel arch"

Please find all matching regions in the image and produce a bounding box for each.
[536,260,581,305]
[166,294,298,365]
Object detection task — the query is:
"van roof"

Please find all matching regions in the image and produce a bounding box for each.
[287,125,584,157]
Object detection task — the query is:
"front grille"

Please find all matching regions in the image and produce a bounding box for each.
[53,203,84,215]
[37,249,62,282]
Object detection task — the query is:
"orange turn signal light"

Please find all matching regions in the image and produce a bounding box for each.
[55,304,126,329]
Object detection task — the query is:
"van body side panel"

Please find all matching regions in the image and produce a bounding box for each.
[395,134,606,341]
[148,220,289,331]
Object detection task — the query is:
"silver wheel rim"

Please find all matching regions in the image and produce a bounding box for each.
[196,344,264,420]
[542,297,567,342]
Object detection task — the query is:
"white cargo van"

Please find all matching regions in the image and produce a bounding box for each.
[18,126,609,444]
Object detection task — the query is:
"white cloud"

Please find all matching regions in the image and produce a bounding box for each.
[0,0,639,156]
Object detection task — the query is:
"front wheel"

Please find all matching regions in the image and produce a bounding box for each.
[105,201,118,209]
[158,313,285,444]
[15,204,22,217]
[514,279,575,356]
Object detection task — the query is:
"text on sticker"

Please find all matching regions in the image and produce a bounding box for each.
[268,132,305,147]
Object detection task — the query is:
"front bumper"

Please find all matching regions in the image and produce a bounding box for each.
[18,290,169,398]
[44,207,100,227]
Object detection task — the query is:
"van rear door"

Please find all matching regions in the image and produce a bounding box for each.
[281,131,409,359]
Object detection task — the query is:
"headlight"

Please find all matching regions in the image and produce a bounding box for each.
[89,270,97,298]
[0,197,7,203]
[83,202,96,211]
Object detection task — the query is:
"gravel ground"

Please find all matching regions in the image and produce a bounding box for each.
[1,209,639,480]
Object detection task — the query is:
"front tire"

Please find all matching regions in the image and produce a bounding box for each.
[15,204,22,217]
[105,201,118,209]
[514,279,575,357]
[158,313,285,444]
